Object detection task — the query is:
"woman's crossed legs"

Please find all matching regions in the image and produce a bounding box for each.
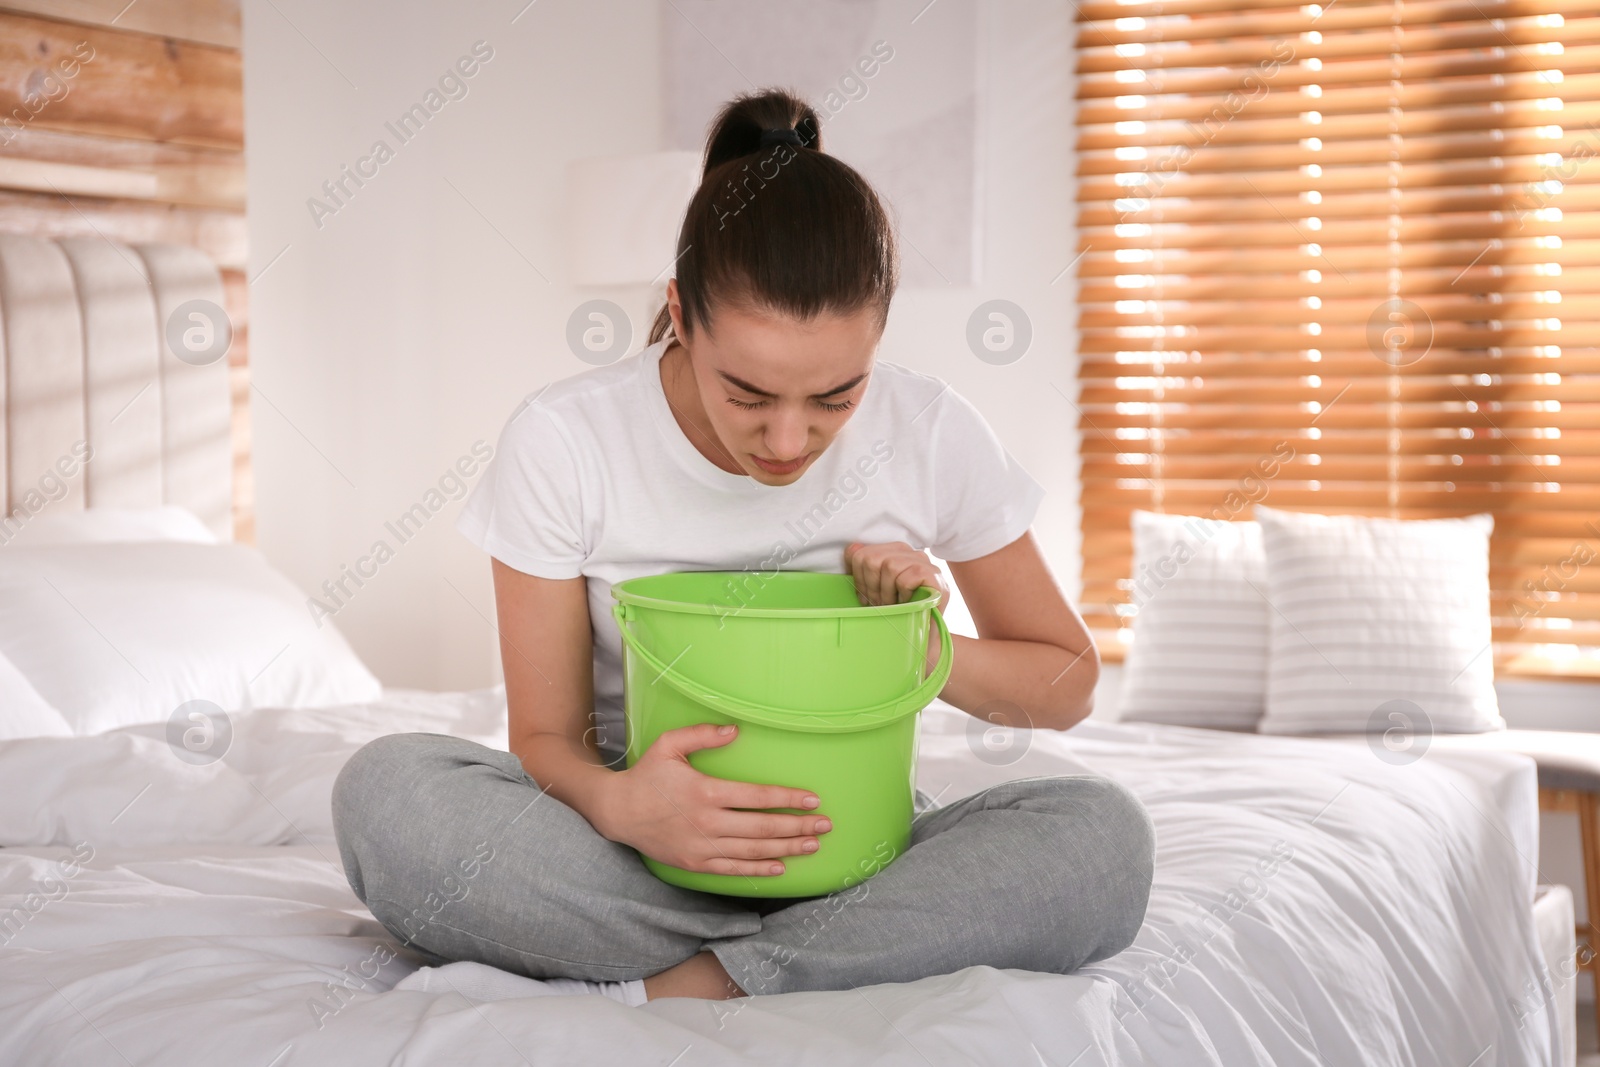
[331,732,1154,999]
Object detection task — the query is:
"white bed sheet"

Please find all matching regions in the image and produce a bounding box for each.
[0,690,1557,1066]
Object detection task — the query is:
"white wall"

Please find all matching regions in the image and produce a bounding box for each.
[242,0,1079,691]
[242,0,664,689]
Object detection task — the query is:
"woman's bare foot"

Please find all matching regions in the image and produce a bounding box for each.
[643,950,747,1001]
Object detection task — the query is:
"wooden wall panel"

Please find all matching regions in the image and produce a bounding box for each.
[0,0,240,48]
[0,12,242,148]
[222,264,251,542]
[0,1,250,540]
[0,129,245,211]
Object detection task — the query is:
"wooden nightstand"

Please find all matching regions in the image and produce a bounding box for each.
[1540,785,1600,1036]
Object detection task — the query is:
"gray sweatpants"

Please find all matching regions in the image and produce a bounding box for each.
[331,732,1155,996]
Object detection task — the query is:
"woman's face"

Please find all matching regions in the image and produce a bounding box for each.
[666,283,881,486]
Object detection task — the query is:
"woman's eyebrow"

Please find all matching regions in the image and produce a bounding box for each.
[717,370,869,399]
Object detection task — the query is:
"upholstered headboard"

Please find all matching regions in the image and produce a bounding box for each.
[0,234,239,541]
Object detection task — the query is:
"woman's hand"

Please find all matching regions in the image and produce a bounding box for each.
[844,541,951,614]
[598,723,834,877]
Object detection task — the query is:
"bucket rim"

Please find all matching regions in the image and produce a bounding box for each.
[610,570,939,619]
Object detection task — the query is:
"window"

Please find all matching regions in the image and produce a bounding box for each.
[1074,0,1600,677]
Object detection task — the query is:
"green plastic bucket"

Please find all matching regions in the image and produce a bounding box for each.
[610,571,952,898]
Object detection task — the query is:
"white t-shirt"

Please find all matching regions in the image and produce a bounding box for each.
[457,335,1045,766]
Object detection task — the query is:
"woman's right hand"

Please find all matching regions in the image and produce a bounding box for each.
[598,723,833,877]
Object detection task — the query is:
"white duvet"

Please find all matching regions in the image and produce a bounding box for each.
[0,690,1557,1066]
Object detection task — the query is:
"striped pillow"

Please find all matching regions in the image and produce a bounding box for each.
[1118,512,1270,730]
[1254,505,1504,735]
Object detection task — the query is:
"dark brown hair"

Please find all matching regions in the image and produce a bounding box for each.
[647,87,900,346]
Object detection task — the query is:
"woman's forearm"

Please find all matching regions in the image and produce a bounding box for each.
[930,632,1099,731]
[513,731,625,838]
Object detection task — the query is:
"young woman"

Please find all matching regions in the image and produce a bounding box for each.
[332,89,1154,1007]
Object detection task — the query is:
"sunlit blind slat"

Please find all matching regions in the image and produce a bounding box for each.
[1075,0,1600,678]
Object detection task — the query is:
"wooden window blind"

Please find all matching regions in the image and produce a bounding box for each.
[1074,0,1600,678]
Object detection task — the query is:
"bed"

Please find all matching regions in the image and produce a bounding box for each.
[0,234,1570,1065]
[0,693,1563,1065]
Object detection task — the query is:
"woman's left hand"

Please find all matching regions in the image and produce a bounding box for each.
[843,541,951,614]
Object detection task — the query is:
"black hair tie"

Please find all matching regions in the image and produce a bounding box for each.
[758,127,804,149]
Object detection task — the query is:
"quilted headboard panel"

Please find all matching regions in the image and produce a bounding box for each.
[0,234,233,540]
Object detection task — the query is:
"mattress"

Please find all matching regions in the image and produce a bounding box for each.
[0,690,1558,1065]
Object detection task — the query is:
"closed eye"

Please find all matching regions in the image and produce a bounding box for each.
[726,396,855,413]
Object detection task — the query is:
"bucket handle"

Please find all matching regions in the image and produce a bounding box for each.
[611,602,953,734]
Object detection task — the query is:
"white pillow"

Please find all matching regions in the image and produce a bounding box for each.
[2,505,218,548]
[1254,505,1503,735]
[1118,511,1269,730]
[0,649,72,740]
[0,544,382,735]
